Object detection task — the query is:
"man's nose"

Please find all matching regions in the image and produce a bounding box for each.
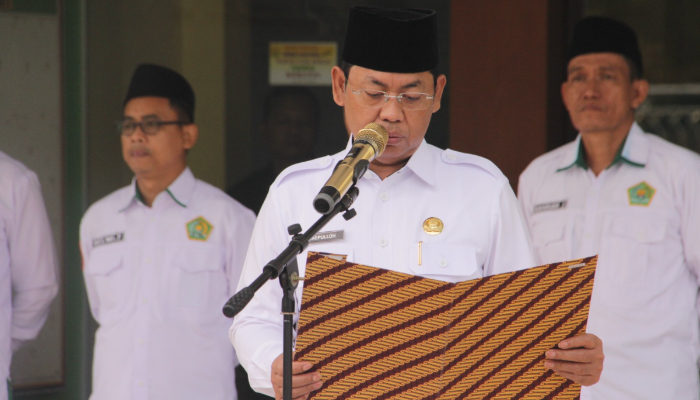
[129,125,147,141]
[379,96,404,123]
[581,79,601,98]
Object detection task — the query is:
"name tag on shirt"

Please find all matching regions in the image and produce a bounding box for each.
[533,200,567,214]
[309,230,344,243]
[92,232,125,248]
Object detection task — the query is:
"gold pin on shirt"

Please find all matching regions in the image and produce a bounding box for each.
[423,217,444,235]
[418,241,422,266]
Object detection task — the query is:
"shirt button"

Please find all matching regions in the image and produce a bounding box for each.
[145,258,152,264]
[138,339,145,345]
[138,381,145,387]
[439,259,449,268]
[380,192,389,202]
[447,153,456,160]
[149,217,155,223]
[378,238,388,247]
[141,298,148,305]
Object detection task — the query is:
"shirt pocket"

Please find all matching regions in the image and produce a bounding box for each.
[170,243,226,320]
[595,215,669,311]
[531,218,569,265]
[407,244,480,283]
[601,216,666,290]
[84,244,130,319]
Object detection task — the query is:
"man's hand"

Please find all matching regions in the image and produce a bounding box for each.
[545,333,604,386]
[271,353,323,400]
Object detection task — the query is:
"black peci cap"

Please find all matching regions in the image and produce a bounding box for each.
[123,64,195,121]
[567,16,643,76]
[342,6,439,73]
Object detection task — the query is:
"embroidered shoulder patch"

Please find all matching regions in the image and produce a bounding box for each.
[186,216,213,241]
[628,181,655,206]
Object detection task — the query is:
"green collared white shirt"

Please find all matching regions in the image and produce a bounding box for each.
[80,167,256,400]
[518,122,700,400]
[555,132,645,173]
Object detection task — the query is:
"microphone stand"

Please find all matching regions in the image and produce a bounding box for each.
[223,187,360,400]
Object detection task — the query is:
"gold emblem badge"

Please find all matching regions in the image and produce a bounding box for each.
[186,216,213,241]
[423,217,444,235]
[628,181,656,206]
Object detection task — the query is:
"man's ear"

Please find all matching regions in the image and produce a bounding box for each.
[331,66,347,107]
[631,79,650,109]
[431,74,447,113]
[182,124,199,150]
[561,81,572,112]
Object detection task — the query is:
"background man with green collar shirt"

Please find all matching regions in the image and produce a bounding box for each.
[80,64,256,400]
[518,17,700,399]
[231,7,604,399]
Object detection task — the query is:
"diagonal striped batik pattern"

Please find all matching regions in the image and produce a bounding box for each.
[295,253,597,400]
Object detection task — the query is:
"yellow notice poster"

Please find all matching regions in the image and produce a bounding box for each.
[269,42,336,86]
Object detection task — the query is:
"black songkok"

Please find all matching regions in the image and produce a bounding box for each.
[124,64,195,121]
[568,16,643,76]
[342,6,439,73]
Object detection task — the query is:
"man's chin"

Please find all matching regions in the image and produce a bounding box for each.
[572,116,617,132]
[126,163,154,177]
[576,124,615,135]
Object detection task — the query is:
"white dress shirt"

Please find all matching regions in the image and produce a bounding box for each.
[80,168,255,400]
[230,140,535,397]
[518,123,700,400]
[0,151,58,400]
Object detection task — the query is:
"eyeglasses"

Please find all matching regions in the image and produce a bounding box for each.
[115,119,188,136]
[350,88,434,110]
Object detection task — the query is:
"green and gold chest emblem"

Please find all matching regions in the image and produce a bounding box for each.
[628,181,655,206]
[186,216,213,241]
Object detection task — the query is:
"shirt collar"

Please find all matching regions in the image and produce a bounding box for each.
[556,135,588,172]
[404,139,435,185]
[556,122,647,172]
[345,135,435,186]
[621,122,649,167]
[119,167,195,211]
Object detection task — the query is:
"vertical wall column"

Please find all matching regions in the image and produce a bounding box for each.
[181,0,226,189]
[224,0,253,190]
[449,1,550,188]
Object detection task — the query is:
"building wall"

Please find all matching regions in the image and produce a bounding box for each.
[449,1,551,189]
[85,0,226,206]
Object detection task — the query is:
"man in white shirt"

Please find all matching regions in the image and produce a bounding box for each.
[0,151,58,400]
[80,64,256,400]
[519,17,700,399]
[231,7,604,399]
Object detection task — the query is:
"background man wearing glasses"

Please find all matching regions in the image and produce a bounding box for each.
[80,64,255,400]
[230,7,604,399]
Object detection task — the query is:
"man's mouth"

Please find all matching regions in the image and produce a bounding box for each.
[386,132,403,144]
[129,147,150,157]
[580,104,605,112]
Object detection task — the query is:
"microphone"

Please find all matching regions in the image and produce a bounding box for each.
[313,123,388,214]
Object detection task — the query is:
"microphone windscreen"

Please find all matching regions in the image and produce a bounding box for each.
[355,123,389,156]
